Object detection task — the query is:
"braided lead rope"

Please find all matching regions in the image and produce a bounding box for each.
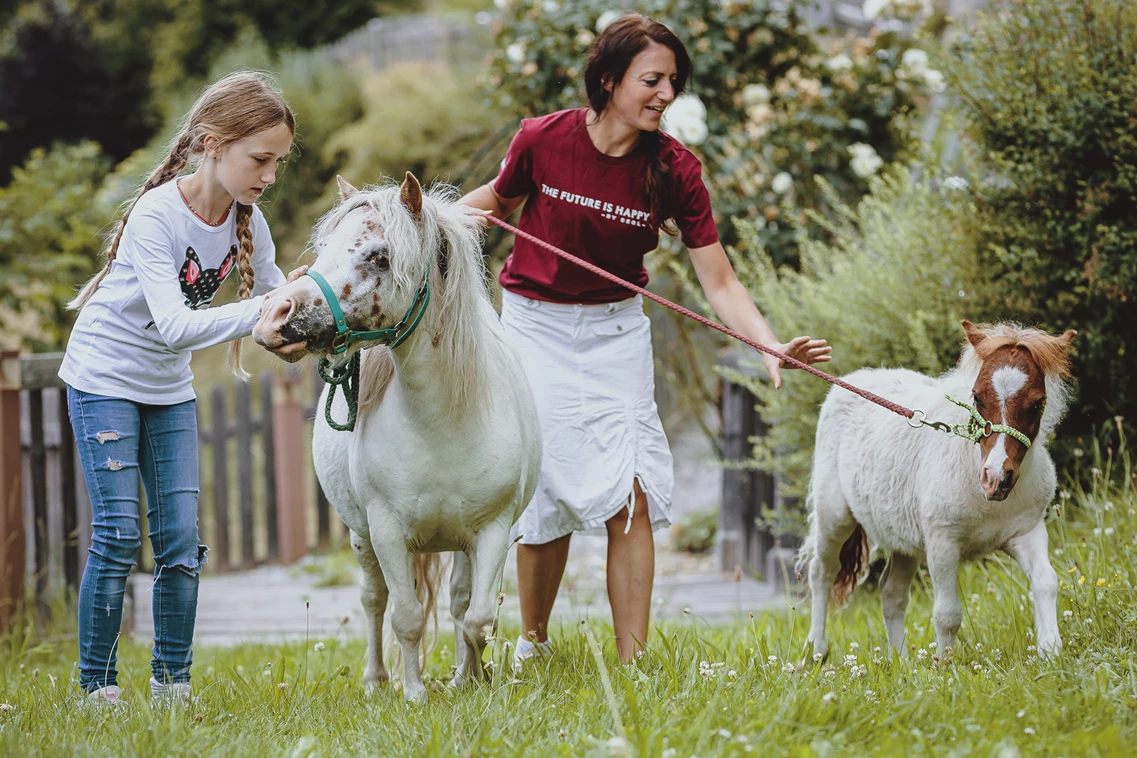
[484,214,916,420]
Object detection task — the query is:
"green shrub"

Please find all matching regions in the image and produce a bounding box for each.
[670,507,719,554]
[725,170,990,497]
[0,141,113,350]
[944,0,1137,449]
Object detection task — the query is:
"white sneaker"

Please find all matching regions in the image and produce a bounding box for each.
[150,678,193,704]
[86,685,125,707]
[512,636,553,672]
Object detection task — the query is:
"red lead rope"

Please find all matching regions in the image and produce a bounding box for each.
[484,213,917,420]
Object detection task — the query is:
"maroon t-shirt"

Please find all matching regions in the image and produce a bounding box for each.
[494,108,719,304]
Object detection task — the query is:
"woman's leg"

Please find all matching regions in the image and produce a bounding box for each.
[138,399,204,685]
[69,388,144,693]
[517,533,572,643]
[605,480,654,662]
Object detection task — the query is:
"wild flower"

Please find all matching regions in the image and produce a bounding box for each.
[278,682,288,691]
[1063,610,1074,619]
[1097,578,1106,587]
[848,143,883,177]
[782,662,796,674]
[822,691,837,704]
[314,642,325,652]
[0,704,13,713]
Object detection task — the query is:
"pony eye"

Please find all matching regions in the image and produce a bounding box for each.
[973,396,985,410]
[369,252,389,269]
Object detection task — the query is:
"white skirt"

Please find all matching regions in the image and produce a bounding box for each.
[501,289,674,545]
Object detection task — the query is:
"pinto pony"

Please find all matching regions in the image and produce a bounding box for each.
[798,320,1075,659]
[253,174,541,702]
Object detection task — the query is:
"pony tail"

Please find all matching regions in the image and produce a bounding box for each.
[68,132,195,311]
[642,130,678,237]
[227,202,256,380]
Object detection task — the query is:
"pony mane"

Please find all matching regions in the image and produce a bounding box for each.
[312,180,496,419]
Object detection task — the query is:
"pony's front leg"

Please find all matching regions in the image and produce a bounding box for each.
[1003,521,1061,657]
[926,541,963,654]
[367,524,427,703]
[457,514,514,684]
[448,551,477,687]
[350,530,390,693]
[880,552,919,656]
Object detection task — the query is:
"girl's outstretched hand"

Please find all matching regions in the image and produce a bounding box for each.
[762,336,832,389]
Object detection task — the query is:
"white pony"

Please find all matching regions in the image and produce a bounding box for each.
[798,320,1075,659]
[253,174,541,702]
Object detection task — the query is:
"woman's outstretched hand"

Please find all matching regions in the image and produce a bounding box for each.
[285,265,309,283]
[762,336,832,389]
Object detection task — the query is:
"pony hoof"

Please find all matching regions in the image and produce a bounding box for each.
[403,687,428,705]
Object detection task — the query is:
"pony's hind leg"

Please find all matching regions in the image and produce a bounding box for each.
[350,530,390,693]
[803,491,860,661]
[366,523,428,703]
[880,552,919,656]
[448,551,479,687]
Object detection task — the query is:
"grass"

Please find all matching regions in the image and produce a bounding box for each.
[2,445,1135,756]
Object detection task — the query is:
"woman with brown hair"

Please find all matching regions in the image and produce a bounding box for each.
[462,14,831,664]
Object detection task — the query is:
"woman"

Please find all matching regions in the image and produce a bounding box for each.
[461,14,831,663]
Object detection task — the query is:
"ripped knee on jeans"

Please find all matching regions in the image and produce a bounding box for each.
[156,544,210,578]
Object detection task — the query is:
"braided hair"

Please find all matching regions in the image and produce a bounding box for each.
[70,71,296,378]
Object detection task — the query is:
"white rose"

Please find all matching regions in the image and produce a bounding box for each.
[900,48,929,76]
[576,29,595,47]
[923,69,946,92]
[672,119,708,146]
[772,172,793,194]
[596,10,623,33]
[543,0,561,12]
[826,54,854,74]
[665,93,707,123]
[848,143,883,177]
[741,83,771,107]
[862,0,891,20]
[505,42,526,64]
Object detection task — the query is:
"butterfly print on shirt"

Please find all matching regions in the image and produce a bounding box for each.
[179,245,237,309]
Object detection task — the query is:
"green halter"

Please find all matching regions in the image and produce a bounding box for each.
[305,269,431,432]
[908,394,1035,449]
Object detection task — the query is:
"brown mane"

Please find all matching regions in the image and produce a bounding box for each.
[965,322,1075,380]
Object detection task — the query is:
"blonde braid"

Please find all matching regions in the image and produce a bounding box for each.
[226,202,256,379]
[69,132,196,310]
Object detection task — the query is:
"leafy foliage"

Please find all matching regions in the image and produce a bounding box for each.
[944,0,1137,446]
[0,142,113,350]
[724,171,989,496]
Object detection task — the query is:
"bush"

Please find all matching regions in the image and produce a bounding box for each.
[724,170,989,497]
[0,141,113,350]
[944,0,1137,448]
[670,507,718,554]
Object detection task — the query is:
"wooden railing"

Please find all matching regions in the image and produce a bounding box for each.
[0,352,331,631]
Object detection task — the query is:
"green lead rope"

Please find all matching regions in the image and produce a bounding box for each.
[318,352,361,432]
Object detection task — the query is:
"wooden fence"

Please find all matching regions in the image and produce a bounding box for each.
[0,352,333,631]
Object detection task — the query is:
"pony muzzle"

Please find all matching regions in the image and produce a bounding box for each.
[980,465,1017,500]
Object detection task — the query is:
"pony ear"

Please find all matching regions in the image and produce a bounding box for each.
[400,171,423,219]
[961,320,987,348]
[1056,329,1077,351]
[336,175,359,201]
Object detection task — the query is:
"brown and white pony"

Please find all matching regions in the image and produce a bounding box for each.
[798,320,1075,659]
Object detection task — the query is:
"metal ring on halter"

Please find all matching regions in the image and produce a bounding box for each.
[906,410,927,428]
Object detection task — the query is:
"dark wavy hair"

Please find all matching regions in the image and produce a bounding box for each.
[584,14,692,235]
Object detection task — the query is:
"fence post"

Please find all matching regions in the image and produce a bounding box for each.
[235,381,255,568]
[260,372,279,561]
[272,374,308,564]
[210,385,230,571]
[0,351,23,632]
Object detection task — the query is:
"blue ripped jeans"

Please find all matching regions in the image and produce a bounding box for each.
[67,387,206,692]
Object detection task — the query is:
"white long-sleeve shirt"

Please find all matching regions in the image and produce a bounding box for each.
[59,179,287,404]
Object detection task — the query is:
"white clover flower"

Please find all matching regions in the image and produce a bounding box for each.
[1063,610,1074,619]
[848,143,883,177]
[741,83,772,107]
[661,94,708,146]
[314,642,325,652]
[1105,527,1115,536]
[728,669,738,678]
[505,42,526,65]
[822,691,837,703]
[772,172,794,194]
[596,10,623,33]
[767,655,778,665]
[916,649,928,660]
[782,662,796,673]
[826,54,854,74]
[1105,501,1115,511]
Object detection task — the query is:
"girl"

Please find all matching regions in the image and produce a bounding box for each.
[461,15,832,664]
[60,71,303,703]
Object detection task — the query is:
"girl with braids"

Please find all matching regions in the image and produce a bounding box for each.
[59,71,305,704]
[461,14,832,665]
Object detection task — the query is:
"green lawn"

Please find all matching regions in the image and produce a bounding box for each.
[2,455,1134,756]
